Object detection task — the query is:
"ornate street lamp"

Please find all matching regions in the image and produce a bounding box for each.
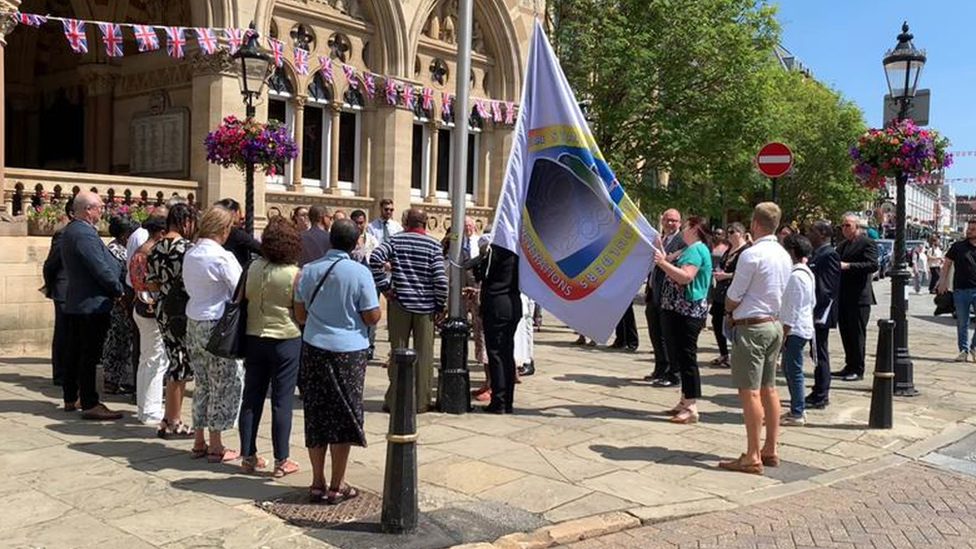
[233,22,272,235]
[883,22,925,397]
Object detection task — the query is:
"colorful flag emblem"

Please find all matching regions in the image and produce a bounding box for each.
[404,84,415,110]
[268,38,284,67]
[441,92,452,117]
[132,25,160,52]
[15,12,47,27]
[385,79,398,106]
[421,87,434,111]
[224,28,246,55]
[294,47,309,75]
[195,28,218,55]
[318,56,334,83]
[363,72,376,99]
[164,27,186,58]
[61,19,88,54]
[342,64,357,88]
[97,22,123,57]
[490,21,658,341]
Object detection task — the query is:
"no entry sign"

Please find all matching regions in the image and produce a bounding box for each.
[756,142,793,178]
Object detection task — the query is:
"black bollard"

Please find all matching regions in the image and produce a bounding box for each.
[869,319,895,429]
[381,348,419,534]
[437,317,471,414]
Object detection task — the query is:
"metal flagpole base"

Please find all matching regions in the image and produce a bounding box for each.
[437,317,471,414]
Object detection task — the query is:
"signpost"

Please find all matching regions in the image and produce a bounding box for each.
[756,142,793,202]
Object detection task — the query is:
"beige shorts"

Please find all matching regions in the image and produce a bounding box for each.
[730,322,783,390]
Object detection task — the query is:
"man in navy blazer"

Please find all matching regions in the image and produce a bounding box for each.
[61,191,124,420]
[805,220,841,408]
[42,198,74,387]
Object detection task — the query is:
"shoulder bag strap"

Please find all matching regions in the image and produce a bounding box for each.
[308,258,345,307]
[233,258,255,303]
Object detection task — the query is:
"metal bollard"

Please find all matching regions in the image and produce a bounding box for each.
[869,319,895,429]
[437,317,471,414]
[381,348,419,534]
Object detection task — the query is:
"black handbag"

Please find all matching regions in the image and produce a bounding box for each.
[934,291,955,316]
[206,262,253,359]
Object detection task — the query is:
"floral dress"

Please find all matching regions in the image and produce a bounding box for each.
[146,237,193,382]
[100,240,134,389]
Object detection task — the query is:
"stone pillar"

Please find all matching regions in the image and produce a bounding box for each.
[487,128,512,208]
[370,106,414,215]
[290,96,306,191]
[426,121,439,203]
[79,65,117,175]
[327,102,341,194]
[0,15,13,205]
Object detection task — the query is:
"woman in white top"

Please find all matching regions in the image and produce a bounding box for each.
[182,206,243,462]
[779,234,816,426]
[927,237,944,294]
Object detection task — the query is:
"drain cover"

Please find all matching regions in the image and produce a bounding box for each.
[257,489,383,529]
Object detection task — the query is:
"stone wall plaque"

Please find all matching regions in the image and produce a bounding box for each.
[129,108,190,178]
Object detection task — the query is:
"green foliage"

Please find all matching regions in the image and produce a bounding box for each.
[547,0,870,224]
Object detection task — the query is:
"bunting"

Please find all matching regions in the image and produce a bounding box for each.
[15,12,46,27]
[492,100,504,122]
[61,19,88,54]
[442,92,452,117]
[294,47,309,75]
[163,26,186,58]
[385,78,398,106]
[97,22,123,57]
[268,37,284,67]
[318,56,334,83]
[474,99,491,120]
[505,101,516,125]
[342,64,357,89]
[132,25,160,52]
[195,27,218,55]
[404,84,415,110]
[224,28,246,55]
[363,72,376,99]
[421,87,434,111]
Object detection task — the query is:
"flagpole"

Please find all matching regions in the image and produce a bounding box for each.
[437,0,474,414]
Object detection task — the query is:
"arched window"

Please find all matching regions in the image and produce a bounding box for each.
[301,73,334,186]
[267,67,296,186]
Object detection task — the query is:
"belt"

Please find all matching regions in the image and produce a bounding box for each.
[731,316,777,326]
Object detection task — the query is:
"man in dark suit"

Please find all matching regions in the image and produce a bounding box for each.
[805,220,841,407]
[833,213,878,382]
[61,191,124,419]
[42,198,74,386]
[300,204,332,266]
[644,208,686,386]
[216,198,263,266]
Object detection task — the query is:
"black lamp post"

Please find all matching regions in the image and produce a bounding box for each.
[232,22,272,236]
[883,22,926,397]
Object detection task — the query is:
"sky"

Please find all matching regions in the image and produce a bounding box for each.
[774,0,976,196]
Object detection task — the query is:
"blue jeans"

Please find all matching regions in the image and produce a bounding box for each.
[954,288,976,352]
[782,334,810,417]
[240,336,301,461]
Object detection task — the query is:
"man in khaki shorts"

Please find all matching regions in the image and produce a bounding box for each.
[720,202,792,475]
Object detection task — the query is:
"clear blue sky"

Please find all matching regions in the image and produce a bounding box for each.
[775,0,976,195]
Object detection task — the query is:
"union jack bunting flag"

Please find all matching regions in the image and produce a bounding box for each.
[342,64,357,88]
[441,92,452,116]
[268,38,284,67]
[363,73,376,99]
[404,84,415,110]
[492,100,504,122]
[505,101,516,124]
[164,27,186,58]
[318,56,334,83]
[224,28,246,55]
[474,99,491,120]
[294,47,309,75]
[61,19,88,54]
[421,87,434,111]
[132,25,160,52]
[97,22,124,57]
[385,79,398,106]
[195,28,218,55]
[14,12,47,27]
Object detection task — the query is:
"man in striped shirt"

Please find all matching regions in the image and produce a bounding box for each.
[369,207,448,413]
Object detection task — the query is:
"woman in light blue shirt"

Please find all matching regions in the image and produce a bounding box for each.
[294,219,381,504]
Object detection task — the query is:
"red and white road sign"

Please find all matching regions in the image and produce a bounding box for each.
[756,142,793,178]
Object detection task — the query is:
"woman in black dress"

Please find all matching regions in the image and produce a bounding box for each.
[101,216,136,394]
[146,203,196,437]
[709,222,750,368]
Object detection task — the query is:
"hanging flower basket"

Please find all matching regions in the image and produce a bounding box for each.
[205,116,298,177]
[849,119,952,189]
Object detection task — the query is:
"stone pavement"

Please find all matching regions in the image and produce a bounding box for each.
[1,284,975,549]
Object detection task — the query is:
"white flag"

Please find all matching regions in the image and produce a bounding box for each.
[491,20,658,342]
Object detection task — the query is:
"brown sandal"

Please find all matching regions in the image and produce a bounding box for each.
[761,454,780,467]
[190,445,208,459]
[241,455,267,473]
[718,454,764,475]
[326,484,359,505]
[207,448,240,463]
[273,458,300,478]
[309,485,326,503]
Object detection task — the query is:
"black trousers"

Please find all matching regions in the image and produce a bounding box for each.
[838,305,871,376]
[810,325,832,401]
[63,313,111,409]
[929,267,941,293]
[613,305,639,349]
[645,303,671,378]
[660,310,704,397]
[240,336,301,461]
[51,301,68,384]
[483,294,520,409]
[710,303,728,357]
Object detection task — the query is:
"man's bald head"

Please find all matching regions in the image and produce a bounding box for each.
[661,208,681,235]
[405,207,428,229]
[72,191,103,223]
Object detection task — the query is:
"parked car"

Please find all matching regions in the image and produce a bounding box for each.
[875,239,893,280]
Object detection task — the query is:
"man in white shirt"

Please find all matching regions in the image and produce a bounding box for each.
[366,198,403,246]
[779,234,816,426]
[720,202,792,475]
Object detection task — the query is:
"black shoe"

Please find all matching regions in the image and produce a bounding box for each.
[482,403,507,414]
[805,396,829,409]
[840,373,864,382]
[517,361,535,377]
[830,370,852,378]
[626,346,638,353]
[643,374,658,382]
[651,378,677,388]
[610,341,625,349]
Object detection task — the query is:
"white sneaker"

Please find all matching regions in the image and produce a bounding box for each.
[780,413,806,427]
[956,351,969,362]
[970,349,976,363]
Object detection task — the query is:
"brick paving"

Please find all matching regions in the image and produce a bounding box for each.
[562,463,976,549]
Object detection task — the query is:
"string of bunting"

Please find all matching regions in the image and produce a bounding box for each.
[7,10,518,124]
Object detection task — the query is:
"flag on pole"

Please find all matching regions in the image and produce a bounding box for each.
[164,27,186,58]
[224,28,246,54]
[195,27,218,55]
[15,12,47,27]
[268,38,284,67]
[61,19,88,54]
[97,22,123,57]
[492,100,504,122]
[505,101,516,124]
[342,64,357,88]
[318,56,334,83]
[294,47,309,75]
[421,87,434,111]
[404,84,415,110]
[132,25,160,52]
[490,20,657,342]
[385,78,398,105]
[363,72,376,99]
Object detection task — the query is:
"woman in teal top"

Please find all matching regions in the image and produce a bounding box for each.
[653,216,713,424]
